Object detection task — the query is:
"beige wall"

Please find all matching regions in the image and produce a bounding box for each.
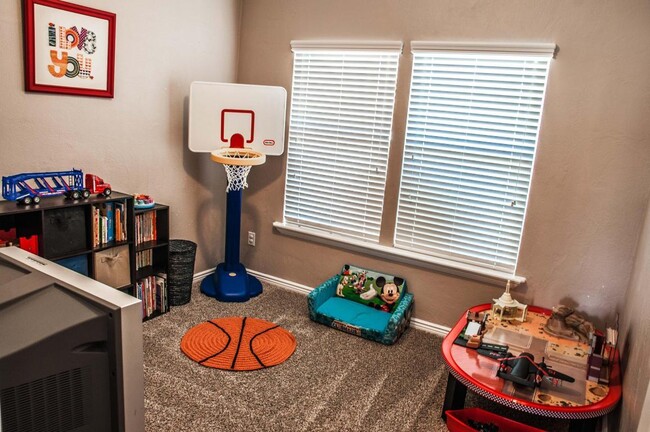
[237,0,650,328]
[0,0,241,272]
[619,200,650,431]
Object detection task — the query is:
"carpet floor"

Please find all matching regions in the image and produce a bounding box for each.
[143,280,569,431]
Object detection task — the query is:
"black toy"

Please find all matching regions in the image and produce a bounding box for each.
[497,352,575,388]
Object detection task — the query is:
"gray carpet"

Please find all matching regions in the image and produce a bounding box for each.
[143,281,568,431]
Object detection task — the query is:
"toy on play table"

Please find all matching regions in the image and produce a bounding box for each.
[492,280,528,322]
[543,304,595,343]
[453,310,509,359]
[188,81,286,302]
[463,310,488,349]
[133,194,155,209]
[497,352,575,388]
[2,169,111,205]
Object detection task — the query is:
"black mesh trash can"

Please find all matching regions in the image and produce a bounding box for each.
[168,240,197,306]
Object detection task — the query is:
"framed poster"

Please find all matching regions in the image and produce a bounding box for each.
[23,0,116,98]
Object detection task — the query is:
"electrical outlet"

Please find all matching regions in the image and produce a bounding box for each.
[247,231,256,246]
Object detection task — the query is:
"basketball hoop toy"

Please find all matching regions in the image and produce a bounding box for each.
[188,82,286,302]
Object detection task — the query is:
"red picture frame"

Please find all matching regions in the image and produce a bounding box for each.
[23,0,116,98]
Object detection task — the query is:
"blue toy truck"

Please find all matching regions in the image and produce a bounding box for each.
[2,169,112,205]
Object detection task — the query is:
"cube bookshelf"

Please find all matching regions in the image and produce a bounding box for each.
[0,192,170,320]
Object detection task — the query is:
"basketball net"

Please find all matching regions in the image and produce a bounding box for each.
[211,148,266,192]
[224,164,252,192]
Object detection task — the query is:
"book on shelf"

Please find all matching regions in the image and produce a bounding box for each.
[135,211,157,245]
[100,214,106,244]
[136,273,168,319]
[136,249,153,270]
[93,200,127,247]
[93,207,99,247]
[99,203,110,244]
[106,203,114,242]
[114,201,127,242]
[116,209,121,241]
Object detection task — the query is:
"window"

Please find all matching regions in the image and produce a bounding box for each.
[395,42,555,273]
[283,41,401,242]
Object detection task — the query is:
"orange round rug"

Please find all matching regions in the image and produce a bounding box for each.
[180,316,296,371]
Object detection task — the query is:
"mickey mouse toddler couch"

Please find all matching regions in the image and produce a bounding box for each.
[307,265,414,345]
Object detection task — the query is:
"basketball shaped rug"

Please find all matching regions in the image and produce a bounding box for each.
[180,316,296,371]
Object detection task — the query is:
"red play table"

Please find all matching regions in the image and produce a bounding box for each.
[441,304,621,432]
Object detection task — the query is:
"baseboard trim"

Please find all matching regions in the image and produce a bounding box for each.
[194,268,451,337]
[193,268,214,283]
[248,269,314,296]
[409,318,451,337]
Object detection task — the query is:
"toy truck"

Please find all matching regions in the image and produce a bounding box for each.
[85,173,112,197]
[2,169,112,205]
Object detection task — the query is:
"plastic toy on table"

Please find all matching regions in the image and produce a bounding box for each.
[497,352,575,388]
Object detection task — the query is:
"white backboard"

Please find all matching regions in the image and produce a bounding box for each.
[189,82,286,156]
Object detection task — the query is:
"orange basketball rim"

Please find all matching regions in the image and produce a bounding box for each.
[180,316,296,371]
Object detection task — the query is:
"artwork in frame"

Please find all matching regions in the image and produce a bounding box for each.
[23,0,116,98]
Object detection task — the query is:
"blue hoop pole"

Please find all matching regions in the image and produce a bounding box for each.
[200,183,262,302]
[224,189,242,272]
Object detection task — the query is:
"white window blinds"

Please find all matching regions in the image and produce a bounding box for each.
[283,42,401,241]
[395,43,554,273]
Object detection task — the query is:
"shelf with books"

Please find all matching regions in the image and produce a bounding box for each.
[134,204,170,321]
[136,273,168,320]
[92,200,128,249]
[135,205,169,243]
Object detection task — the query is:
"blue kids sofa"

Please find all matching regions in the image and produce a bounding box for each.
[307,265,414,345]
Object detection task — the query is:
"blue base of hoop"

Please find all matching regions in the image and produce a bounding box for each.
[200,262,262,302]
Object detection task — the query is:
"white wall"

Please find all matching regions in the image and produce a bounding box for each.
[0,0,242,271]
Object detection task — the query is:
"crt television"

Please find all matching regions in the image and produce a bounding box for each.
[0,247,144,432]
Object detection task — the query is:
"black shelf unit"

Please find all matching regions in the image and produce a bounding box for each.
[0,193,170,321]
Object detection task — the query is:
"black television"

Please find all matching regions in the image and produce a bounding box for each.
[0,247,144,432]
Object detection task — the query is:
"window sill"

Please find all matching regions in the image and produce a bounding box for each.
[272,221,526,287]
